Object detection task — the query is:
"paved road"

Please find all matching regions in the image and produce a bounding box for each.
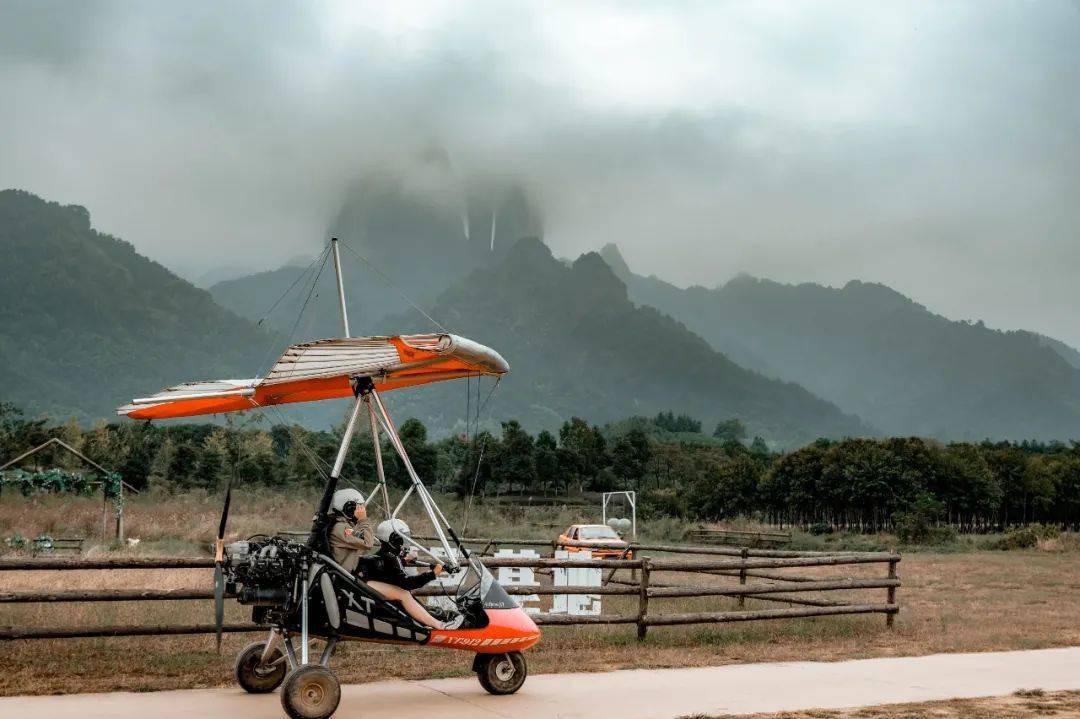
[4,647,1079,718]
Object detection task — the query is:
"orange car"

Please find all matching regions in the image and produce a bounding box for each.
[556,524,633,559]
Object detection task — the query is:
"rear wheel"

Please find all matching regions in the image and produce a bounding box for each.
[475,652,527,695]
[234,641,286,693]
[281,664,341,719]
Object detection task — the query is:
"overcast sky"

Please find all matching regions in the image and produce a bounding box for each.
[2,1,1078,346]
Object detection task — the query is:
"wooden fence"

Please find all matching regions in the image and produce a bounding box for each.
[0,544,899,641]
[687,527,792,547]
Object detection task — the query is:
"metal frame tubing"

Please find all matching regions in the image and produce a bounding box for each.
[368,388,457,567]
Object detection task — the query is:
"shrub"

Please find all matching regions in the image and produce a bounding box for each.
[808,522,832,536]
[895,495,955,544]
[987,526,1041,550]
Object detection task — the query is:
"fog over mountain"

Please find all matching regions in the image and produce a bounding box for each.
[1,1,1078,349]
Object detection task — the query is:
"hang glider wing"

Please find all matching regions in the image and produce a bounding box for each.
[118,334,509,421]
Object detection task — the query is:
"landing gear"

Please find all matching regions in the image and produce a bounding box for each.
[474,652,527,695]
[235,641,287,693]
[281,664,341,719]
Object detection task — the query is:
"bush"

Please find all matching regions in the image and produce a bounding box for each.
[987,526,1042,550]
[895,495,955,544]
[808,522,832,536]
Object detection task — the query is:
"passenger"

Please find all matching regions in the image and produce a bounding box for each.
[359,520,464,630]
[327,489,375,572]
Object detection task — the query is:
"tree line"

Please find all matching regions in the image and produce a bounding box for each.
[2,402,1078,531]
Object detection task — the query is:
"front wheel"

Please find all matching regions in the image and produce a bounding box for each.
[475,652,527,695]
[234,641,286,693]
[281,664,341,719]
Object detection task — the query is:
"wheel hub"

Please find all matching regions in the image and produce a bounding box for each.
[253,663,276,678]
[302,681,325,707]
[494,658,516,682]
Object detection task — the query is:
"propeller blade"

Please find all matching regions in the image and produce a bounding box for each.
[213,482,232,654]
[214,563,225,654]
[217,485,232,540]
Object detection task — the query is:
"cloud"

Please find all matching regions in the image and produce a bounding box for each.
[1,0,1078,345]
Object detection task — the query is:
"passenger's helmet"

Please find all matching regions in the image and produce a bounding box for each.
[375,519,410,554]
[375,518,411,544]
[330,488,364,518]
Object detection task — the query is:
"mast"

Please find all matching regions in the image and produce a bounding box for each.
[311,237,461,569]
[309,238,364,545]
[330,237,350,338]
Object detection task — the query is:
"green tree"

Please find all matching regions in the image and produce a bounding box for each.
[193,430,228,490]
[534,430,562,493]
[494,420,537,493]
[713,418,747,443]
[454,431,497,498]
[689,454,762,519]
[388,418,437,487]
[611,428,652,487]
[559,417,607,488]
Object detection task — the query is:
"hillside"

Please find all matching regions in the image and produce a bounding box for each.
[598,244,1080,440]
[377,238,868,445]
[0,190,268,420]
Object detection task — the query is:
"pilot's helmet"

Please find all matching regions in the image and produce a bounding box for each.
[330,489,364,519]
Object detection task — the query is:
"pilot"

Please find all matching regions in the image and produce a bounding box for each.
[327,489,374,572]
[359,519,464,630]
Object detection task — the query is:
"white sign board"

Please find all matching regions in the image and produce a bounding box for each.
[495,548,541,614]
[551,549,602,615]
[421,546,603,616]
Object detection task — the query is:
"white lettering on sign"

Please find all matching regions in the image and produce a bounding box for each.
[551,550,602,615]
[494,548,541,614]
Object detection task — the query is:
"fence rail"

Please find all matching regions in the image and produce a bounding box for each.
[0,544,899,641]
[688,528,792,547]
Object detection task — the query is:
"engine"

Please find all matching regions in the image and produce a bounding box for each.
[223,537,305,614]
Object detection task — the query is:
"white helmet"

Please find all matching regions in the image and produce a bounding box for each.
[375,519,411,544]
[330,488,364,516]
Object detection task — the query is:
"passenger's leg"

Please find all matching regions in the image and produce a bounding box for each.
[366,580,445,629]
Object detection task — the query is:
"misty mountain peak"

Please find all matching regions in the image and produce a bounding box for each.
[503,235,555,268]
[571,251,630,305]
[598,243,632,279]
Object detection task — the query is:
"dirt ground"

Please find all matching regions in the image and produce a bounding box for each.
[699,689,1080,718]
[1,549,1079,696]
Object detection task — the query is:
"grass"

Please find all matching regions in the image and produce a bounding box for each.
[2,492,1079,696]
[697,689,1080,718]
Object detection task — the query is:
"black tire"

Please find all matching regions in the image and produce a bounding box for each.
[281,665,341,719]
[234,641,287,694]
[475,652,527,695]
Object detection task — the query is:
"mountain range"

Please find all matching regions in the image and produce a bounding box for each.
[598,244,1080,440]
[0,189,266,420]
[5,186,1080,444]
[375,238,867,444]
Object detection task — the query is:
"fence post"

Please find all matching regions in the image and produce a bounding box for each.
[737,547,748,608]
[636,558,651,641]
[886,558,898,628]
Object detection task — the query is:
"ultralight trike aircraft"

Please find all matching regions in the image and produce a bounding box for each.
[118,239,540,719]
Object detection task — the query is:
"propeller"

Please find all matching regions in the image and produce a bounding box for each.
[213,482,232,654]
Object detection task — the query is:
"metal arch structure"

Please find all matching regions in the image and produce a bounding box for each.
[0,437,138,541]
[601,490,637,540]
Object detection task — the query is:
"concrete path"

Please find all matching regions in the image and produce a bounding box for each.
[4,647,1080,718]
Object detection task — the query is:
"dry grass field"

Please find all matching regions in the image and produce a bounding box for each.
[700,689,1080,718]
[1,492,1079,696]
